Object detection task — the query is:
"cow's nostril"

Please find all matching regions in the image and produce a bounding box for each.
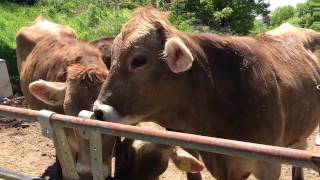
[94,109,104,120]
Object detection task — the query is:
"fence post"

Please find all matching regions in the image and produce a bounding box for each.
[78,110,108,180]
[0,59,13,98]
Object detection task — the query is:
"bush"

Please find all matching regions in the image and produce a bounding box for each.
[250,20,268,35]
[310,22,320,31]
[270,5,296,27]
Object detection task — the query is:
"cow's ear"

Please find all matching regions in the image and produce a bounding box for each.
[171,147,204,173]
[29,80,66,106]
[164,37,194,73]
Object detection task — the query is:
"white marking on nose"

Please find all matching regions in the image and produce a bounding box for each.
[93,101,121,122]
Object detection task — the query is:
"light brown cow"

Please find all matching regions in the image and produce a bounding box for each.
[114,122,204,180]
[16,17,111,179]
[94,6,320,180]
[265,23,320,180]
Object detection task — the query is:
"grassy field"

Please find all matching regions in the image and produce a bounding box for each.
[0,1,194,84]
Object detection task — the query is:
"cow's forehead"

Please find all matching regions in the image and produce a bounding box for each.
[112,6,170,62]
[112,28,157,65]
[122,24,156,49]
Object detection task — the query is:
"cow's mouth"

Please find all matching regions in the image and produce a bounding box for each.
[93,100,157,125]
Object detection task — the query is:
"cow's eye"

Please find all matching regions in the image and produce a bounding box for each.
[131,56,147,69]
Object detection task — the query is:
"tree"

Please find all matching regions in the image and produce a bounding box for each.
[268,0,317,30]
[270,5,296,27]
[294,2,313,28]
[310,0,320,31]
[170,0,270,35]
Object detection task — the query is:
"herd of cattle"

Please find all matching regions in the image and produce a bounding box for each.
[14,6,320,180]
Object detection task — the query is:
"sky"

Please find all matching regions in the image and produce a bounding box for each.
[268,0,307,11]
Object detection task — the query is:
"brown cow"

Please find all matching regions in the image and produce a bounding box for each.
[94,6,320,180]
[265,23,320,180]
[90,36,205,180]
[114,122,204,180]
[16,17,112,179]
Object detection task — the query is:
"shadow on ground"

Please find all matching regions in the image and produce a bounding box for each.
[41,160,62,180]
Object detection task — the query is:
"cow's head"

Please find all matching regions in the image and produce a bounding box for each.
[114,122,203,180]
[29,64,108,116]
[94,6,200,129]
[29,63,112,178]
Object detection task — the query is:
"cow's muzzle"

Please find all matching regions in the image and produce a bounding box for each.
[93,101,121,122]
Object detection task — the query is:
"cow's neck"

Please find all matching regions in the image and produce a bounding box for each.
[155,33,263,138]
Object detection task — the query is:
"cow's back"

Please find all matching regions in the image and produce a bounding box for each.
[267,29,320,146]
[16,16,77,73]
[20,36,67,112]
[200,30,320,147]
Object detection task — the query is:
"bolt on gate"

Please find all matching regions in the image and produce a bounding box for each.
[0,104,320,180]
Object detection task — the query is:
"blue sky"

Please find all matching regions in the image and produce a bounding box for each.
[269,0,307,10]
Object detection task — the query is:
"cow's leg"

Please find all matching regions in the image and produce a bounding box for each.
[292,167,304,180]
[201,153,252,180]
[185,149,202,180]
[253,161,281,180]
[290,139,307,180]
[187,173,202,180]
[55,157,63,178]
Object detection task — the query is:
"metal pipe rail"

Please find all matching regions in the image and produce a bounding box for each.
[0,167,41,180]
[1,104,320,172]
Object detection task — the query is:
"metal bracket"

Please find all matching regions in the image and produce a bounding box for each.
[77,110,107,180]
[316,119,320,146]
[89,131,107,180]
[316,134,320,146]
[37,110,55,139]
[78,110,95,119]
[78,110,95,139]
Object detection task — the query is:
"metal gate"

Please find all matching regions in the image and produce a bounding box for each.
[0,104,320,180]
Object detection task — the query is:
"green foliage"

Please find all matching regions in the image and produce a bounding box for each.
[169,0,269,35]
[270,5,296,27]
[269,1,314,29]
[310,0,320,31]
[310,22,320,30]
[296,2,313,28]
[250,20,268,35]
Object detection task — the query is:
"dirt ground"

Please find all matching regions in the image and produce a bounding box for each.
[0,97,319,179]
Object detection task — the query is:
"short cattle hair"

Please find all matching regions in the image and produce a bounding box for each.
[67,64,108,87]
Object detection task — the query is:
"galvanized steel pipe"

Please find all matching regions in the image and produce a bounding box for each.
[0,167,41,180]
[0,105,320,171]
